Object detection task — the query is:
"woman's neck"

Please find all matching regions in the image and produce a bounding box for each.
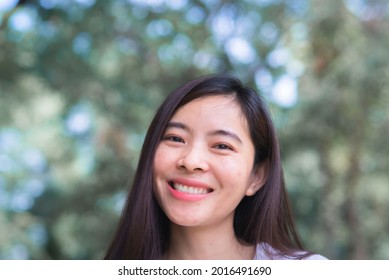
[163,222,255,260]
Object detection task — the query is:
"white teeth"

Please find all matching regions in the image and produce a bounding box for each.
[174,183,209,195]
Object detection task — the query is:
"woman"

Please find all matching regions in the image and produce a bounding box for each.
[104,74,326,260]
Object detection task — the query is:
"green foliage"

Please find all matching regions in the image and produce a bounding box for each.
[0,0,388,259]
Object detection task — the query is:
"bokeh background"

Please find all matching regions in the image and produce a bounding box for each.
[0,0,388,260]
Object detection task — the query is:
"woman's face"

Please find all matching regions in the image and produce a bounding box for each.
[153,95,264,228]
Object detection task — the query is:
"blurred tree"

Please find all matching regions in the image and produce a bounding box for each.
[279,0,389,259]
[0,0,388,259]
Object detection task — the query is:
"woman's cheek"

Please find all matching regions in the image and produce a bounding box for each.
[154,146,170,165]
[217,157,242,174]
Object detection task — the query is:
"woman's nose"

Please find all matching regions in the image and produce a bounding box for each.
[176,145,209,172]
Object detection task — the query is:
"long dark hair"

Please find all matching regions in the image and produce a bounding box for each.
[104,74,306,259]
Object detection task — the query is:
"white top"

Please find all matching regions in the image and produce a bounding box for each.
[253,243,327,260]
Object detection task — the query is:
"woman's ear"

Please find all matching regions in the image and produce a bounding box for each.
[246,160,268,196]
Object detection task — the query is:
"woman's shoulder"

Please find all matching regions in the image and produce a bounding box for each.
[253,243,328,260]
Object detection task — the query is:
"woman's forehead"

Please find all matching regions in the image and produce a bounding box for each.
[169,95,250,135]
[174,95,241,117]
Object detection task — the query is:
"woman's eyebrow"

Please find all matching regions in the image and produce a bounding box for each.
[166,121,188,131]
[208,129,243,144]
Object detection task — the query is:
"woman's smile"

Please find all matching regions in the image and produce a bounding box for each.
[167,179,213,201]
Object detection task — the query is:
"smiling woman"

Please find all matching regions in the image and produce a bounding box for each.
[104,74,327,260]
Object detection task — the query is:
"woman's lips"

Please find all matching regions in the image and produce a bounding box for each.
[167,179,213,201]
[169,181,212,194]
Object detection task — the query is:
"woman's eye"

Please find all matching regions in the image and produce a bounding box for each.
[214,144,233,150]
[164,135,184,143]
